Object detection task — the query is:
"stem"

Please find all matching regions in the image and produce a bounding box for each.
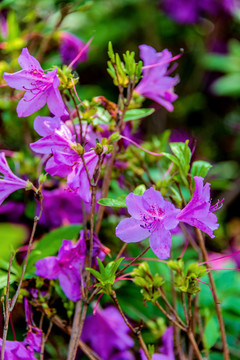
[195,228,229,360]
[48,314,102,360]
[112,291,151,360]
[116,246,150,277]
[66,300,83,360]
[62,94,78,141]
[159,288,186,328]
[69,88,83,144]
[67,161,100,360]
[155,301,186,332]
[95,78,134,235]
[1,195,43,360]
[187,330,203,360]
[1,253,14,360]
[187,293,192,328]
[181,292,188,325]
[116,243,128,260]
[40,322,53,360]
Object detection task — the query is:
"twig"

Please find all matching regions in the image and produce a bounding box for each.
[62,94,78,141]
[48,314,102,360]
[159,288,186,328]
[1,253,14,359]
[187,330,203,360]
[181,292,188,325]
[112,290,151,360]
[67,159,101,360]
[195,228,229,360]
[116,243,128,260]
[69,88,83,144]
[116,246,150,277]
[40,322,53,360]
[1,194,43,360]
[155,301,186,332]
[66,300,83,360]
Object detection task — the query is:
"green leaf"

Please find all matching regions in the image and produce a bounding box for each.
[123,108,155,122]
[169,141,191,185]
[26,225,82,276]
[0,223,28,260]
[0,270,17,290]
[203,317,220,349]
[162,152,180,166]
[98,195,127,208]
[97,257,106,276]
[170,141,191,173]
[133,184,146,195]
[86,268,102,282]
[191,160,212,178]
[212,73,240,96]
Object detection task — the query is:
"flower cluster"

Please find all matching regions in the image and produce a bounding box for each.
[30,115,107,203]
[3,48,67,117]
[135,45,179,112]
[0,152,33,205]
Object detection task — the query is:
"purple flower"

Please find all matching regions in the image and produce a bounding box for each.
[115,188,180,259]
[38,187,86,228]
[177,176,219,238]
[0,339,38,360]
[81,306,134,360]
[60,32,88,68]
[162,0,236,24]
[140,327,174,360]
[30,116,106,203]
[0,201,25,221]
[0,152,32,206]
[135,45,179,112]
[35,230,108,301]
[3,48,67,117]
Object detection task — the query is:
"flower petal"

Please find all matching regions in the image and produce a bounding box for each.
[17,90,47,117]
[35,256,60,279]
[125,192,146,219]
[58,270,81,301]
[115,217,150,243]
[18,48,42,71]
[149,225,172,259]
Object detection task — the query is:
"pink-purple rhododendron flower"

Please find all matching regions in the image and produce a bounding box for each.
[0,152,32,205]
[3,48,67,117]
[30,116,107,203]
[0,299,42,360]
[116,176,220,259]
[135,45,179,112]
[60,32,88,68]
[177,176,220,238]
[35,230,109,301]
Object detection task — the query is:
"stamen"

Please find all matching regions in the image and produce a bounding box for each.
[198,250,240,266]
[93,293,103,315]
[142,53,182,70]
[68,36,93,69]
[121,135,163,157]
[71,78,84,105]
[210,198,224,212]
[195,278,218,303]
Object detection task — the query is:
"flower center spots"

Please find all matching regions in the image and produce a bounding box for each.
[22,71,54,102]
[140,208,164,233]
